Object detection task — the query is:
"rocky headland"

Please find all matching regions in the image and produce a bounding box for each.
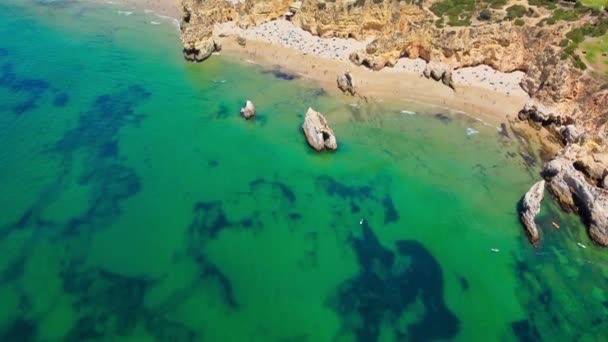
[179,0,608,246]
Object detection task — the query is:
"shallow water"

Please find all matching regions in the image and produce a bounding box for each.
[1,1,607,341]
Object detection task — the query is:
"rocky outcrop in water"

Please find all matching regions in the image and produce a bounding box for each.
[337,71,355,95]
[302,107,337,152]
[520,180,546,244]
[543,143,608,246]
[240,100,256,119]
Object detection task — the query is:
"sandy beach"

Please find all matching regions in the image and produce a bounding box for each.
[216,19,529,126]
[96,0,529,125]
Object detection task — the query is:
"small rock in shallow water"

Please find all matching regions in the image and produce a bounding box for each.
[240,100,255,120]
[466,128,479,136]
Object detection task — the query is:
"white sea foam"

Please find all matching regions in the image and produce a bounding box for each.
[155,14,180,30]
[466,128,479,136]
[150,21,161,25]
[400,110,416,115]
[117,10,132,16]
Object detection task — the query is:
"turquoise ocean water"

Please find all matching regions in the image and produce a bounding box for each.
[0,1,607,341]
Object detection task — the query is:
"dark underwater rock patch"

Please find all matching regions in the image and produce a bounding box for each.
[317,176,372,199]
[201,263,239,309]
[0,85,150,239]
[98,140,119,158]
[303,87,327,99]
[186,201,249,310]
[62,269,154,339]
[0,256,25,283]
[55,85,150,155]
[53,92,69,107]
[434,113,452,123]
[0,63,50,114]
[459,276,470,291]
[1,318,37,341]
[317,176,400,225]
[511,320,541,342]
[249,179,296,204]
[264,67,299,81]
[329,221,459,341]
[60,266,200,341]
[216,103,230,119]
[381,195,399,224]
[189,201,230,239]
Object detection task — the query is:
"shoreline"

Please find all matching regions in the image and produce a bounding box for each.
[100,0,181,19]
[91,0,529,127]
[217,27,529,127]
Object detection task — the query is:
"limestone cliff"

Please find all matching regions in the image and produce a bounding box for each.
[180,0,606,135]
[180,0,289,61]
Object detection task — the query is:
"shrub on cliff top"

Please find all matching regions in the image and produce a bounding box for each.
[559,10,582,22]
[506,5,527,20]
[528,0,557,10]
[489,0,507,9]
[478,8,492,21]
[430,0,475,18]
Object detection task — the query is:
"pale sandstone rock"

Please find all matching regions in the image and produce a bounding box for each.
[336,71,355,95]
[302,107,337,152]
[520,180,546,245]
[240,100,256,119]
[543,144,608,246]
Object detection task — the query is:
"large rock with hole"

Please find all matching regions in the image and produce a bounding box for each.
[183,37,222,62]
[240,100,255,119]
[520,180,545,244]
[543,145,608,246]
[302,107,338,152]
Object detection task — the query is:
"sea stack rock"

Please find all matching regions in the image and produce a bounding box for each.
[337,70,356,95]
[240,100,256,119]
[544,146,608,246]
[520,180,545,244]
[302,107,338,152]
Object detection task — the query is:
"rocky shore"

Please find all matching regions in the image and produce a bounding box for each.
[178,0,608,247]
